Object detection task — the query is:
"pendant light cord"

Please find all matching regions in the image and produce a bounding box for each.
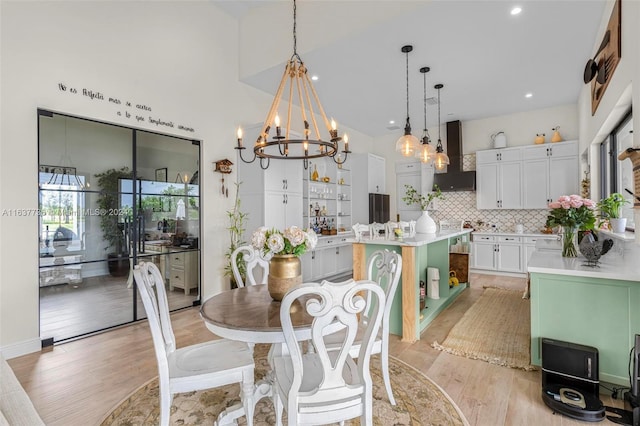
[437,86,441,141]
[405,50,410,123]
[423,72,427,131]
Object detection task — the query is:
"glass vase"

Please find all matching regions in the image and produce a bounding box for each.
[561,226,578,258]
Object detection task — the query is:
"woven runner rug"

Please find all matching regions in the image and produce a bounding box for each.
[432,287,536,371]
[101,344,468,425]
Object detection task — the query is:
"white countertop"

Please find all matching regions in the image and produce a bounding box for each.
[472,231,559,238]
[349,229,472,247]
[528,243,640,282]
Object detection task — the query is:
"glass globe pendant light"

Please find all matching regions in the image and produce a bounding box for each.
[395,45,420,157]
[415,66,436,163]
[433,83,450,171]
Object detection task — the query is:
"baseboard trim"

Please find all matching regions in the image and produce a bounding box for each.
[470,268,527,279]
[0,338,42,360]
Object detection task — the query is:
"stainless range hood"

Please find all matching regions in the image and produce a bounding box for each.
[433,120,476,192]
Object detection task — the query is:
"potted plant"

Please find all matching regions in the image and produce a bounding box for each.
[597,192,630,233]
[224,182,248,289]
[402,184,444,234]
[95,167,133,276]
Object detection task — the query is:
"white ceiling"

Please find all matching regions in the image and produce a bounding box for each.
[216,0,607,138]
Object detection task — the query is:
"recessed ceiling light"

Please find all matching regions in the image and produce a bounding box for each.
[525,92,533,98]
[511,6,522,15]
[389,120,395,124]
[311,75,319,81]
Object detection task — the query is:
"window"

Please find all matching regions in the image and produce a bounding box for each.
[599,110,634,230]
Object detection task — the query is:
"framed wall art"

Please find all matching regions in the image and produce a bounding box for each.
[155,167,167,182]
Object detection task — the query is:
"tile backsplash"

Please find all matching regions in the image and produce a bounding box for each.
[431,191,549,233]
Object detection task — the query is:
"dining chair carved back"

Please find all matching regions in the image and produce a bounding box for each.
[322,250,401,405]
[134,261,255,426]
[231,244,271,287]
[361,249,402,405]
[272,279,386,426]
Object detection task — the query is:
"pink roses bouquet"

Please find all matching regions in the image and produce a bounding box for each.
[546,195,596,230]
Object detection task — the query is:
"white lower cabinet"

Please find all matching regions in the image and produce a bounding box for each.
[472,235,522,273]
[168,250,198,294]
[301,236,352,282]
[472,233,560,274]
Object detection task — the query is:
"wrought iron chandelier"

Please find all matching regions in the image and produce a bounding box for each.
[235,0,349,170]
[433,83,450,171]
[415,66,435,163]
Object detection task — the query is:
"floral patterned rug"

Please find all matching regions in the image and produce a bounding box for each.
[101,344,468,425]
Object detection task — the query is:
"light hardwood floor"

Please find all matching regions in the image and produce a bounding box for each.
[9,273,623,425]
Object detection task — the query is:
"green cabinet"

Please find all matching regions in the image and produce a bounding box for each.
[530,272,640,385]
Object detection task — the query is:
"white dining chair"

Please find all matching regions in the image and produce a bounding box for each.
[323,249,402,405]
[231,244,271,287]
[272,279,386,426]
[133,262,256,426]
[361,249,402,405]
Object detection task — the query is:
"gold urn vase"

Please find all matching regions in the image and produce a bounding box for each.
[268,254,302,301]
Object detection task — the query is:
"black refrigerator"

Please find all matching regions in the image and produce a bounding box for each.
[369,193,390,223]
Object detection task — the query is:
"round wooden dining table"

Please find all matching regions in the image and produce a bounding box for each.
[200,283,316,344]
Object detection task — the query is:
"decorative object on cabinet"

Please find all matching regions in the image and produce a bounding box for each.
[491,131,507,149]
[433,84,450,171]
[534,133,545,144]
[415,66,436,163]
[311,164,319,181]
[551,126,563,143]
[224,182,248,288]
[448,271,459,288]
[586,0,621,115]
[546,195,596,257]
[234,0,349,170]
[581,170,591,199]
[578,231,614,267]
[395,45,420,157]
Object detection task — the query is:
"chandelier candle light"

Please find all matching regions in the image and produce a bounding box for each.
[235,0,350,170]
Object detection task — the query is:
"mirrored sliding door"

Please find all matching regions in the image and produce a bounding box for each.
[38,110,200,343]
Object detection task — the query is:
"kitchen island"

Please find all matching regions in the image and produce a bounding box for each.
[528,243,640,385]
[352,229,472,342]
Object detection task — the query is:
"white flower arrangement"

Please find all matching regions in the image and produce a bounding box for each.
[251,226,317,257]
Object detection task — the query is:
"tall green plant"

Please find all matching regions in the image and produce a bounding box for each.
[224,182,248,288]
[95,167,133,253]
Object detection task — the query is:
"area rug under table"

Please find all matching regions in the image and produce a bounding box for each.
[101,344,468,425]
[432,286,536,371]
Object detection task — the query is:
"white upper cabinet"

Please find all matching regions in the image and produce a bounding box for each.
[476,141,578,210]
[522,141,578,209]
[476,147,522,209]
